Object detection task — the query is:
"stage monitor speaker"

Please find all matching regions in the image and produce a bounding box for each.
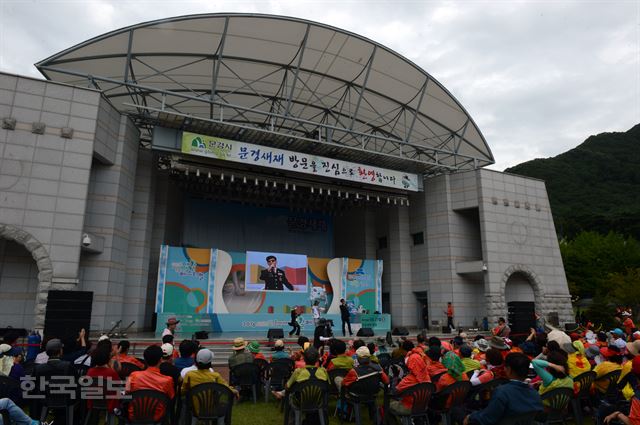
[441,326,451,334]
[357,327,374,337]
[194,331,209,340]
[267,328,284,340]
[44,291,93,340]
[392,327,409,336]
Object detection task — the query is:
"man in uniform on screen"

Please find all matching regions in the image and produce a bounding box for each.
[260,255,294,290]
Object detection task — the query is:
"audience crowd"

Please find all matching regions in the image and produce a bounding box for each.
[1,311,640,425]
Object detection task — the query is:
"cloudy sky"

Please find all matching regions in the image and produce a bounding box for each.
[0,0,638,170]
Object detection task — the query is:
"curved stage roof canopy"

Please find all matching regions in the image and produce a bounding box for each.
[37,13,493,175]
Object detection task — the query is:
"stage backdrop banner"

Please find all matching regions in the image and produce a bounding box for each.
[155,246,215,314]
[343,259,382,315]
[181,131,421,191]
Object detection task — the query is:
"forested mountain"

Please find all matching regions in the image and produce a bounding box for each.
[505,124,640,239]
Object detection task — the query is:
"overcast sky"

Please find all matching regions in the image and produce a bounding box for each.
[0,0,638,170]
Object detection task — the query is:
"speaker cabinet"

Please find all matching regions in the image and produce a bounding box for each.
[267,328,284,340]
[44,291,93,339]
[357,327,374,337]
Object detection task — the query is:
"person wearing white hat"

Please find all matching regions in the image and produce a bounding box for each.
[339,346,390,391]
[182,349,238,398]
[159,343,180,386]
[622,312,635,336]
[271,339,290,360]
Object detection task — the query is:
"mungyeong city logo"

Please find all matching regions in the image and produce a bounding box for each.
[191,136,206,149]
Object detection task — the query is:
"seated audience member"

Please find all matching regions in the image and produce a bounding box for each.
[566,340,591,377]
[162,334,178,360]
[416,334,427,351]
[531,351,573,401]
[271,339,290,361]
[426,346,447,378]
[460,345,482,373]
[115,340,144,369]
[159,343,180,386]
[488,336,510,358]
[367,343,380,364]
[585,345,602,368]
[174,340,197,371]
[594,346,624,394]
[388,346,431,420]
[434,351,469,392]
[61,329,88,363]
[391,339,409,360]
[247,341,266,360]
[604,356,640,425]
[327,339,354,371]
[228,337,254,369]
[127,345,175,420]
[34,338,75,379]
[272,346,328,399]
[472,338,489,363]
[484,348,507,379]
[464,353,543,425]
[596,332,609,349]
[0,397,52,425]
[338,346,389,391]
[492,318,511,338]
[610,329,628,352]
[86,348,121,412]
[182,349,238,397]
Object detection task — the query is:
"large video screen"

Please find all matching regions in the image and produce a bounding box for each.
[245,251,308,292]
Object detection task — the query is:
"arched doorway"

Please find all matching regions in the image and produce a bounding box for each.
[505,272,536,335]
[0,224,53,330]
[505,272,535,303]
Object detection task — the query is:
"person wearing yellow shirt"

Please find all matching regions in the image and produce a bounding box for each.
[566,341,591,378]
[593,346,623,394]
[272,346,328,400]
[460,345,482,373]
[182,349,238,398]
[531,351,573,406]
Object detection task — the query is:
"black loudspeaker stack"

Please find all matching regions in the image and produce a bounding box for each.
[267,328,284,340]
[44,291,93,339]
[392,327,409,336]
[357,327,374,337]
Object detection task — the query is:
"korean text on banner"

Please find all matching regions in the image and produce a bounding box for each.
[181,131,420,191]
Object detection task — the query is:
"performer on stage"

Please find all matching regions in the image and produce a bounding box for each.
[340,299,353,337]
[260,255,294,291]
[289,306,302,336]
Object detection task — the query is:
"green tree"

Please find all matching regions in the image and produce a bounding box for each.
[561,231,640,299]
[610,268,640,321]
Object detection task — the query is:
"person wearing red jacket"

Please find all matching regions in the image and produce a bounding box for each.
[388,347,431,419]
[339,346,389,390]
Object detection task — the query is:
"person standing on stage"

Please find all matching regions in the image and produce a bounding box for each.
[445,302,455,331]
[312,301,325,326]
[260,255,294,290]
[340,299,353,337]
[289,306,301,336]
[162,317,179,338]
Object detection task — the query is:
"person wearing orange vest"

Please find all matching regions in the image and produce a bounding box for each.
[446,302,455,331]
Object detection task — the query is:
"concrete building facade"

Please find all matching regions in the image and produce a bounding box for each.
[0,14,574,334]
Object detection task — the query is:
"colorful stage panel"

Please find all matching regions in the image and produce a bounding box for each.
[155,245,387,333]
[155,246,214,314]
